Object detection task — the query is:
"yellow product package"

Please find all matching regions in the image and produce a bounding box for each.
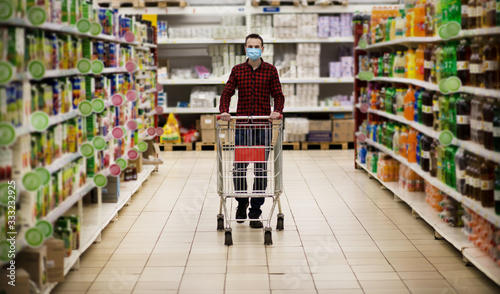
[161,113,181,143]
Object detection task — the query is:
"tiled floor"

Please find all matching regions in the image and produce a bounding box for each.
[54,150,499,294]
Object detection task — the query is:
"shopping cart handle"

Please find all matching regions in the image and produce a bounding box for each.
[216,115,283,120]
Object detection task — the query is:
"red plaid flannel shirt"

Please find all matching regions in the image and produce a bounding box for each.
[219,59,285,116]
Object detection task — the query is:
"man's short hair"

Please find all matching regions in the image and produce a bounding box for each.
[245,34,264,47]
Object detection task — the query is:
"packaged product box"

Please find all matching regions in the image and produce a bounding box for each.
[332,119,355,142]
[16,246,48,291]
[307,131,332,142]
[45,238,65,282]
[201,128,216,143]
[308,120,332,132]
[129,153,143,174]
[102,175,120,203]
[0,268,30,294]
[200,115,215,129]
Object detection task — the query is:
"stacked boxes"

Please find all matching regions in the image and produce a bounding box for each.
[273,14,297,38]
[332,119,355,143]
[208,45,245,77]
[294,84,319,107]
[297,14,318,38]
[318,14,354,38]
[190,87,217,108]
[284,118,309,142]
[200,115,216,143]
[308,120,332,142]
[251,15,273,39]
[297,44,320,78]
[329,56,354,78]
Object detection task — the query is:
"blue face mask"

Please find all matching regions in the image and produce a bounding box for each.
[246,48,262,61]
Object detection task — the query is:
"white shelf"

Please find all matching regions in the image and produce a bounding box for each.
[0,18,143,45]
[161,106,352,114]
[11,67,130,82]
[360,135,500,228]
[462,247,500,285]
[136,74,151,79]
[44,181,95,223]
[63,251,81,276]
[78,165,155,253]
[118,4,375,15]
[159,37,353,44]
[46,153,82,174]
[357,76,500,99]
[159,77,354,85]
[355,27,500,50]
[355,104,500,165]
[355,160,471,251]
[13,109,80,141]
[143,88,157,94]
[141,66,158,71]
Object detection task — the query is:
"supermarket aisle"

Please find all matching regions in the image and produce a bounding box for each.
[54,150,499,294]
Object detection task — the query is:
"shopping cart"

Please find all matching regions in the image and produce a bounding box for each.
[216,115,284,245]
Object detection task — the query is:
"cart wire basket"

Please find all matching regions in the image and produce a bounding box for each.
[216,115,284,245]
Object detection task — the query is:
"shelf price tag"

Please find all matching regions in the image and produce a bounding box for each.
[92,137,107,151]
[0,123,16,146]
[360,103,370,113]
[115,158,127,170]
[137,141,149,152]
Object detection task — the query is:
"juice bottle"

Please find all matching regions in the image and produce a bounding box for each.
[483,98,495,150]
[430,139,439,177]
[383,53,391,77]
[439,95,450,131]
[406,9,414,37]
[394,51,406,78]
[395,12,405,39]
[416,44,425,80]
[432,92,440,131]
[414,0,427,36]
[494,165,500,214]
[422,90,434,127]
[435,45,445,83]
[353,11,364,46]
[389,52,396,78]
[424,44,434,81]
[462,0,470,29]
[457,39,471,86]
[386,17,393,41]
[400,127,408,158]
[396,89,405,116]
[406,166,416,191]
[493,102,500,152]
[407,49,417,79]
[449,94,457,136]
[404,85,416,120]
[469,0,478,29]
[426,0,436,36]
[390,15,397,40]
[408,129,418,163]
[431,45,439,83]
[362,11,371,44]
[483,37,499,89]
[455,148,467,194]
[393,126,400,153]
[480,160,495,207]
[470,40,484,87]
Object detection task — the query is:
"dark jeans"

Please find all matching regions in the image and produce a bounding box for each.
[233,128,270,218]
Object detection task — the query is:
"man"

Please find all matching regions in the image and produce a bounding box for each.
[219,33,285,229]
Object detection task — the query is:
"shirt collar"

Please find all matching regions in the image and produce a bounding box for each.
[245,58,266,70]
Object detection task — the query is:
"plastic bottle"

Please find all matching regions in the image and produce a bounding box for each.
[393,126,400,153]
[497,0,500,26]
[456,94,472,141]
[407,49,417,79]
[430,139,439,177]
[400,127,409,158]
[432,92,441,131]
[457,39,471,86]
[470,40,485,87]
[390,15,397,40]
[439,95,450,131]
[421,135,432,171]
[493,102,500,152]
[448,0,462,23]
[394,52,406,78]
[383,53,391,77]
[404,86,416,120]
[477,0,485,28]
[426,0,436,36]
[462,0,470,29]
[415,88,423,123]
[406,9,414,37]
[395,12,405,39]
[494,165,500,214]
[473,157,483,201]
[422,90,434,127]
[480,160,495,207]
[416,132,423,164]
[414,0,427,36]
[435,45,445,83]
[416,44,425,81]
[455,148,467,194]
[436,0,444,30]
[483,98,495,150]
[408,129,418,163]
[396,89,405,116]
[353,11,364,46]
[483,37,499,89]
[424,44,433,82]
[469,0,478,29]
[449,94,457,136]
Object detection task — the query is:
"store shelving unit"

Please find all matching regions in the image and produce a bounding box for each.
[356,159,500,285]
[159,37,354,44]
[159,77,354,85]
[162,105,352,114]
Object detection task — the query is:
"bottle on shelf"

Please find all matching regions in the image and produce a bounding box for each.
[432,92,441,131]
[416,44,425,81]
[421,135,433,172]
[426,0,436,36]
[494,164,500,214]
[430,139,439,177]
[395,11,406,39]
[354,11,364,46]
[476,0,484,29]
[480,160,495,207]
[415,88,424,123]
[473,156,483,201]
[484,0,497,27]
[414,0,427,37]
[394,51,406,78]
[396,89,406,116]
[437,144,446,182]
[393,126,401,153]
[383,53,391,77]
[404,85,416,121]
[424,44,434,82]
[483,37,499,89]
[449,94,458,136]
[455,148,467,194]
[483,97,495,150]
[462,0,470,29]
[407,49,417,79]
[422,90,434,127]
[457,39,471,86]
[400,127,409,158]
[493,101,500,151]
[408,128,418,163]
[470,39,485,87]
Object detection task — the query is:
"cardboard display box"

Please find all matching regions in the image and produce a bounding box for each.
[16,246,48,291]
[201,128,216,143]
[200,115,216,129]
[0,268,30,294]
[45,238,65,282]
[307,131,332,142]
[128,153,143,174]
[102,176,120,203]
[332,119,354,143]
[308,120,332,132]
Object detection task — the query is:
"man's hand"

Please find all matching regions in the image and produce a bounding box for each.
[269,111,281,121]
[220,112,231,121]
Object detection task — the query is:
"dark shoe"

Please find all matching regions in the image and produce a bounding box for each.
[236,203,248,223]
[249,221,263,229]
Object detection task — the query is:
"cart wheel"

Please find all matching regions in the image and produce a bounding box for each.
[276,216,284,231]
[217,216,224,231]
[264,230,273,245]
[224,230,233,246]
